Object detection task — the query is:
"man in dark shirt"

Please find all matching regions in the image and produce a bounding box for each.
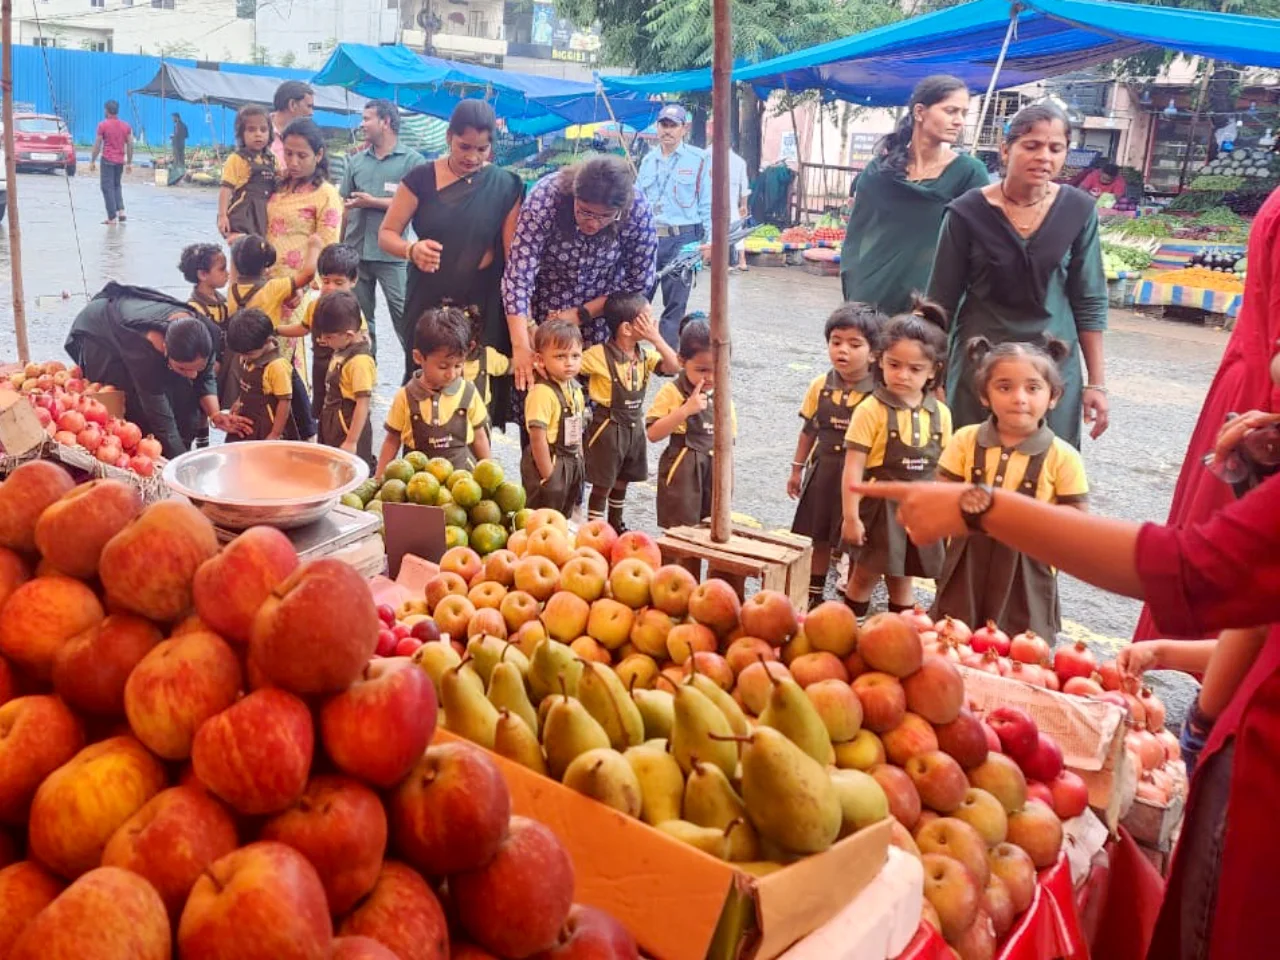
[171,113,189,168]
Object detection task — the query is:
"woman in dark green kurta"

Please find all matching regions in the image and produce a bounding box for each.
[840,76,989,316]
[928,103,1109,449]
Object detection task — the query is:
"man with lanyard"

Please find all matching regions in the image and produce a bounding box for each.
[341,99,424,355]
[270,81,315,167]
[638,104,711,348]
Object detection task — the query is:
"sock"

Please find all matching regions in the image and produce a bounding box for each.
[888,601,916,613]
[808,573,825,605]
[607,496,626,530]
[587,486,609,521]
[587,509,605,521]
[843,596,870,617]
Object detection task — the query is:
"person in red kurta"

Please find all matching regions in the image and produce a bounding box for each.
[1133,186,1280,641]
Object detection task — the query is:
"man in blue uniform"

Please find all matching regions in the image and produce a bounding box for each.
[637,104,712,348]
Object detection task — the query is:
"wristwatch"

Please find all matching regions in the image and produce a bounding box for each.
[959,484,995,533]
[577,305,592,326]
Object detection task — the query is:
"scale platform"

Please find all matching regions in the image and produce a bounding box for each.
[214,504,386,578]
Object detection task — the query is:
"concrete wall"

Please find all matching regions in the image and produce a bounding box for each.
[256,0,400,70]
[15,0,253,61]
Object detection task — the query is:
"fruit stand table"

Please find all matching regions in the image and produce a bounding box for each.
[1132,279,1243,318]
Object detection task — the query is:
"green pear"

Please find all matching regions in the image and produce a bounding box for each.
[829,768,890,837]
[687,673,751,737]
[684,761,759,862]
[529,639,583,702]
[633,689,675,740]
[542,693,611,780]
[655,819,731,860]
[488,661,539,737]
[563,748,643,818]
[577,661,645,750]
[758,674,835,766]
[740,727,841,855]
[493,709,547,776]
[411,640,461,695]
[625,745,685,826]
[441,664,499,749]
[467,635,516,686]
[671,684,738,778]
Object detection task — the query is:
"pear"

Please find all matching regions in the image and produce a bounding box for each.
[577,660,645,750]
[488,660,539,737]
[758,674,834,766]
[655,820,731,860]
[687,673,751,736]
[563,748,643,818]
[633,689,676,740]
[441,664,500,749]
[684,761,759,861]
[467,634,522,686]
[625,744,685,826]
[829,768,890,836]
[740,727,841,855]
[737,861,786,878]
[493,709,547,776]
[542,691,611,780]
[671,684,737,778]
[411,640,461,694]
[529,639,583,702]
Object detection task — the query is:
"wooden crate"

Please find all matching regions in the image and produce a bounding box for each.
[657,523,813,609]
[746,252,788,268]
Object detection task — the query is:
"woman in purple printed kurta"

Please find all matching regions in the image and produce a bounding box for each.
[502,156,658,426]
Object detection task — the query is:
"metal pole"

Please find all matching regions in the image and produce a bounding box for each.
[782,77,805,222]
[709,0,732,543]
[1178,60,1214,192]
[974,8,1018,150]
[3,0,30,365]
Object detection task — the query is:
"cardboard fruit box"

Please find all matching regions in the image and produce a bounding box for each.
[434,729,892,960]
[957,666,1135,830]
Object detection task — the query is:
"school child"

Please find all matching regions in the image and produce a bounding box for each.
[179,243,230,446]
[377,306,490,478]
[788,303,884,608]
[228,233,321,439]
[521,320,587,517]
[312,291,376,468]
[224,309,298,442]
[462,305,511,419]
[581,293,678,531]
[841,300,952,616]
[218,104,279,241]
[276,242,366,415]
[646,315,737,530]
[931,336,1088,638]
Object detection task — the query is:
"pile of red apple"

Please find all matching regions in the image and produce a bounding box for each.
[4,360,162,477]
[0,460,639,960]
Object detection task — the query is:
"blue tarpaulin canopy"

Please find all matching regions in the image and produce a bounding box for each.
[599,0,1280,105]
[312,44,662,136]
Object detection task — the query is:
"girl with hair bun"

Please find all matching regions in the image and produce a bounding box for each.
[931,336,1089,637]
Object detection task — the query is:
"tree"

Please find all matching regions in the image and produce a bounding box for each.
[279,50,298,68]
[156,40,199,59]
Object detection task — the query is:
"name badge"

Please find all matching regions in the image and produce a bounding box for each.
[383,182,399,195]
[562,414,584,448]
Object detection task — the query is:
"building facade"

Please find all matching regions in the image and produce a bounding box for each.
[255,0,400,70]
[14,0,254,61]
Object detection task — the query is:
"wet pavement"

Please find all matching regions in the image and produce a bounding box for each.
[3,172,1225,717]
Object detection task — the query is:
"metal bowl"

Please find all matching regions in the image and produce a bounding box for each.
[162,441,370,531]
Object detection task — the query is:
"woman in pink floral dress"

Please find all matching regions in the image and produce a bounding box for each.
[265,118,343,384]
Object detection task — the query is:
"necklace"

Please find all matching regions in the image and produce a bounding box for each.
[907,148,950,181]
[1000,180,1048,208]
[999,181,1050,234]
[446,156,474,184]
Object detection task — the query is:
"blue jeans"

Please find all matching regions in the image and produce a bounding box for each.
[651,227,702,349]
[100,160,125,221]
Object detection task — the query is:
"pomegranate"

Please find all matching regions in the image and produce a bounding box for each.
[936,616,972,645]
[111,420,143,451]
[1008,661,1040,686]
[137,435,164,460]
[1121,693,1148,728]
[115,454,130,469]
[96,441,122,465]
[966,649,1001,674]
[1053,640,1097,683]
[1126,729,1164,773]
[996,656,1013,677]
[1156,729,1181,763]
[1009,630,1050,665]
[56,409,86,434]
[1136,775,1169,805]
[1148,767,1175,795]
[76,424,104,452]
[1139,688,1166,732]
[52,430,77,446]
[969,621,1011,656]
[1096,691,1129,711]
[82,398,109,425]
[1063,675,1105,697]
[32,406,52,428]
[919,629,939,646]
[899,605,933,632]
[128,455,155,477]
[1096,660,1123,691]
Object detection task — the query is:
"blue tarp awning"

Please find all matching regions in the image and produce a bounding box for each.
[312,44,663,136]
[599,0,1280,105]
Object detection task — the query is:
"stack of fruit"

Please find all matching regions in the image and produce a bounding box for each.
[778,226,812,247]
[397,514,1074,959]
[0,460,638,960]
[341,454,527,553]
[2,361,163,477]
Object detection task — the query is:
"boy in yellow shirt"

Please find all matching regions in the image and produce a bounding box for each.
[521,320,586,517]
[225,309,297,441]
[462,305,511,432]
[313,291,376,467]
[377,306,490,478]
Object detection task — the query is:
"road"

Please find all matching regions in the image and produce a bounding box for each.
[2,171,1225,716]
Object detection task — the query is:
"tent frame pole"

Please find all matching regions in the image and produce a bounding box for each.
[781,78,805,224]
[596,84,638,175]
[974,5,1019,152]
[3,0,29,365]
[709,0,732,543]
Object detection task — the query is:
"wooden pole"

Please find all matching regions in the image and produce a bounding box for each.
[1178,60,1214,193]
[782,78,805,222]
[709,0,732,543]
[3,0,30,365]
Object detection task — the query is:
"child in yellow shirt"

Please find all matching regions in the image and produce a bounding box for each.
[462,304,511,425]
[313,291,377,468]
[180,242,230,448]
[377,306,490,478]
[218,104,278,241]
[225,309,297,442]
[277,243,364,415]
[521,320,586,518]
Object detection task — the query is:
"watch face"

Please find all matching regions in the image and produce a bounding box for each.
[960,485,993,514]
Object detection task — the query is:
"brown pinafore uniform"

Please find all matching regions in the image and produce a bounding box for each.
[320,342,375,467]
[469,347,492,408]
[230,345,298,442]
[585,342,651,489]
[847,390,944,578]
[791,370,874,545]
[520,375,585,516]
[656,372,717,529]
[403,376,480,472]
[930,426,1061,638]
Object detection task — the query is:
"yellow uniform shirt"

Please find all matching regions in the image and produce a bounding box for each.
[251,356,293,401]
[331,352,378,402]
[220,151,272,190]
[229,278,296,327]
[526,378,586,445]
[647,381,738,437]
[463,346,511,407]
[580,342,660,407]
[799,372,874,428]
[299,295,369,333]
[384,378,488,449]
[845,393,952,469]
[938,421,1089,504]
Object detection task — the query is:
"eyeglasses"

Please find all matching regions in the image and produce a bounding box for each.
[574,201,621,226]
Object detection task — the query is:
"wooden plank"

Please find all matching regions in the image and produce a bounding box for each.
[657,537,770,579]
[731,526,810,550]
[784,550,813,610]
[666,527,799,565]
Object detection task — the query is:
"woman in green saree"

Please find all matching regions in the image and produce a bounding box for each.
[839,76,989,316]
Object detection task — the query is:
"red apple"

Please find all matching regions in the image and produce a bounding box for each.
[338,861,449,960]
[739,590,798,646]
[921,853,980,943]
[902,654,964,725]
[857,613,923,678]
[9,866,169,960]
[34,479,143,580]
[869,764,922,830]
[687,578,741,635]
[193,526,299,645]
[934,708,989,769]
[852,672,907,733]
[916,817,990,887]
[53,615,162,718]
[575,519,619,558]
[610,531,661,569]
[0,861,65,955]
[0,460,75,553]
[0,695,85,824]
[1005,799,1063,868]
[802,601,859,658]
[1026,780,1054,807]
[882,712,939,767]
[530,904,639,959]
[988,843,1036,913]
[331,937,400,960]
[987,706,1038,761]
[99,500,220,624]
[966,754,1028,814]
[1019,733,1064,783]
[951,911,997,960]
[649,565,698,618]
[905,750,969,814]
